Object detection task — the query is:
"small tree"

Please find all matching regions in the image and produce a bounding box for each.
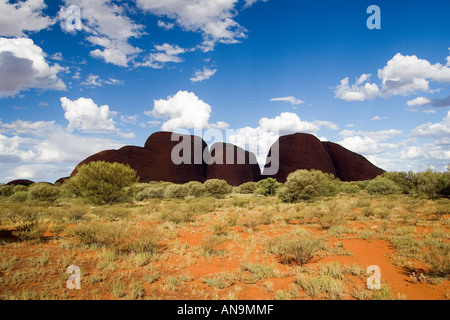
[185,181,207,197]
[278,169,339,203]
[29,183,60,202]
[339,182,361,194]
[0,185,14,197]
[204,179,232,199]
[235,182,258,194]
[381,171,413,194]
[412,169,450,199]
[69,161,138,205]
[135,187,166,201]
[257,178,281,196]
[164,184,189,199]
[366,177,401,195]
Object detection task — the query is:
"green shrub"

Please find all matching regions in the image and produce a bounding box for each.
[92,206,131,221]
[296,274,345,300]
[204,179,232,199]
[184,181,206,197]
[0,185,14,197]
[158,203,198,224]
[1,205,39,223]
[135,187,166,201]
[13,185,28,193]
[12,222,47,242]
[340,182,361,194]
[68,161,138,205]
[164,184,188,199]
[366,177,401,195]
[69,223,129,249]
[235,182,258,194]
[268,233,322,265]
[441,171,450,197]
[425,245,450,278]
[29,183,60,202]
[257,178,281,196]
[9,191,29,203]
[413,169,450,198]
[381,172,414,194]
[278,169,339,202]
[127,231,159,255]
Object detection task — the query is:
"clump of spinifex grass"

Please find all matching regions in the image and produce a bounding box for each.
[68,222,159,255]
[199,234,228,257]
[425,245,450,278]
[267,231,323,266]
[295,273,346,300]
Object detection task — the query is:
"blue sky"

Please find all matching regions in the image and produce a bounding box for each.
[0,0,449,183]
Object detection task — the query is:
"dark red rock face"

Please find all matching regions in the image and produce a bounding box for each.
[322,141,385,181]
[6,179,35,186]
[72,132,210,184]
[262,133,336,182]
[55,177,70,185]
[71,131,385,185]
[206,143,261,185]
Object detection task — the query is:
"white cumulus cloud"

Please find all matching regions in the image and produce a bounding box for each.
[59,0,144,67]
[0,0,54,37]
[136,0,264,52]
[146,90,229,131]
[191,67,217,82]
[0,37,66,97]
[61,97,117,133]
[335,51,450,102]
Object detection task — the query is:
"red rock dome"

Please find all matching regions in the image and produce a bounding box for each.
[206,143,261,185]
[262,133,336,182]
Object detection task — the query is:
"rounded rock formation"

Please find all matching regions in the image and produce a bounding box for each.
[321,141,385,181]
[206,143,261,185]
[6,179,35,186]
[72,132,210,184]
[262,133,336,182]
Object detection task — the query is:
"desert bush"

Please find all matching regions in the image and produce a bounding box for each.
[13,185,28,193]
[0,205,40,224]
[12,222,47,242]
[317,211,345,229]
[29,183,60,202]
[135,186,166,201]
[49,206,88,222]
[278,169,339,203]
[92,206,131,221]
[257,178,281,196]
[268,232,322,265]
[339,182,361,194]
[296,274,346,300]
[425,245,450,278]
[68,161,138,205]
[158,204,197,224]
[235,182,258,194]
[412,170,450,198]
[204,179,232,199]
[366,177,401,195]
[184,181,206,197]
[0,185,14,197]
[127,231,159,255]
[241,209,275,230]
[199,234,227,256]
[164,184,188,199]
[69,223,130,249]
[9,191,29,203]
[382,171,414,194]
